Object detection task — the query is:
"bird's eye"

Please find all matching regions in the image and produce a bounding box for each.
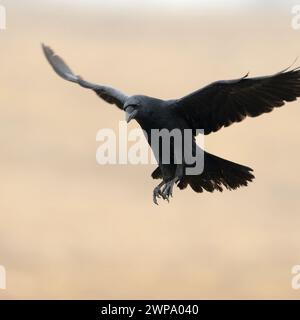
[125,105,136,112]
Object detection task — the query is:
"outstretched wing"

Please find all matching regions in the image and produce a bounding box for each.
[175,67,300,134]
[42,44,128,110]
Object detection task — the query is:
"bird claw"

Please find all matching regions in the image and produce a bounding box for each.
[153,186,163,205]
[153,179,175,205]
[161,181,175,202]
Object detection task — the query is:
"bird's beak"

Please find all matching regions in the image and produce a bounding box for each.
[125,106,138,123]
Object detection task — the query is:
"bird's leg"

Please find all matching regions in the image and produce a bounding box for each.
[153,181,166,205]
[160,165,182,202]
[161,177,178,201]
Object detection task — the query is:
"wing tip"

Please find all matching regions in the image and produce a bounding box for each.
[278,57,300,74]
[41,42,54,60]
[41,43,79,83]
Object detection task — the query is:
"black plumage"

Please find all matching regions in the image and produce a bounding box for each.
[176,69,300,134]
[42,44,300,204]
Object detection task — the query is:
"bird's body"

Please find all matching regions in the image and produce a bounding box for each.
[42,44,300,204]
[129,96,254,202]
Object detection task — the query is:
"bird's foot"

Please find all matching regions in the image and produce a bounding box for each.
[161,179,176,202]
[153,181,170,205]
[153,179,178,205]
[153,186,163,205]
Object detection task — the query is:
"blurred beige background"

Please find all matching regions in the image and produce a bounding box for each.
[0,0,300,299]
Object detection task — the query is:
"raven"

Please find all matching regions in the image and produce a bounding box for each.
[42,44,300,204]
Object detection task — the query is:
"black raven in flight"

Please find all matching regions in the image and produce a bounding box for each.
[42,44,300,204]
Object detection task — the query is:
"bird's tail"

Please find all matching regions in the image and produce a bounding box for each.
[177,152,255,193]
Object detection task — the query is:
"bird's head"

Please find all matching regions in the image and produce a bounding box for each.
[123,96,142,123]
[123,95,163,123]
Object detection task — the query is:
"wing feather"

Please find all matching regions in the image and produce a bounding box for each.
[42,44,128,110]
[176,67,300,134]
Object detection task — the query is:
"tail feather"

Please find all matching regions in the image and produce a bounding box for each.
[178,152,255,193]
